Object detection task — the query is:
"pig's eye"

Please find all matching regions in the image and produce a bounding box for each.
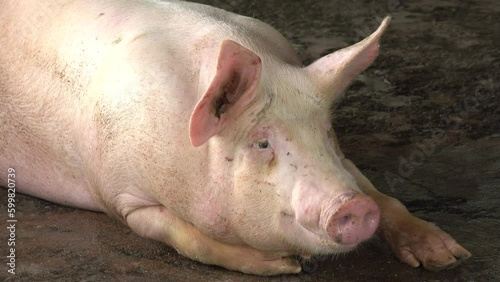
[255,140,270,149]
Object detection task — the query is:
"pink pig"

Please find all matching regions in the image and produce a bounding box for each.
[0,0,470,275]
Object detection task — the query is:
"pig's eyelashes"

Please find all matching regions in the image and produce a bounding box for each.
[254,139,270,149]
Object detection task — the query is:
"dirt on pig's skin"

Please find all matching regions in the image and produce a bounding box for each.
[1,0,499,281]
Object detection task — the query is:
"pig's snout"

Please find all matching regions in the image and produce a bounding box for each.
[325,194,380,245]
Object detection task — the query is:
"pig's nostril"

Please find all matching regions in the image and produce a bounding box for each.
[339,214,352,226]
[326,194,380,245]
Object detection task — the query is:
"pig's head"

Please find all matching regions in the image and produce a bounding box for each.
[189,17,390,256]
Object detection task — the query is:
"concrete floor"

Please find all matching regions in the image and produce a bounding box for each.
[1,0,499,281]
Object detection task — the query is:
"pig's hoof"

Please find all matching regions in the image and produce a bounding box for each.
[239,256,301,276]
[384,215,472,271]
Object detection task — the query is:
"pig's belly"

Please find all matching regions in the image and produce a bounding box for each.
[0,127,102,211]
[14,167,102,211]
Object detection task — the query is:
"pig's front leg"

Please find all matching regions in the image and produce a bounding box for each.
[341,159,472,271]
[125,205,301,275]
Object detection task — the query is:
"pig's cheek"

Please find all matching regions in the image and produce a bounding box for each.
[247,148,277,170]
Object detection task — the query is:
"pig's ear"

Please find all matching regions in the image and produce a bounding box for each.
[189,40,262,147]
[306,16,391,102]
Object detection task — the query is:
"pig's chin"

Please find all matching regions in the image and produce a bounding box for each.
[280,213,359,256]
[301,234,360,255]
[297,228,362,255]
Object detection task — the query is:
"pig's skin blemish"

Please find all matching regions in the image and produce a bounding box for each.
[98,12,105,17]
[268,152,277,168]
[255,180,275,187]
[290,163,298,170]
[112,37,123,45]
[287,152,290,156]
[225,156,233,162]
[280,211,294,218]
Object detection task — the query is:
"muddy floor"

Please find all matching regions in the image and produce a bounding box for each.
[1,0,499,281]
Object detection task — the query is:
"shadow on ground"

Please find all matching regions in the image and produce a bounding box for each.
[1,0,499,281]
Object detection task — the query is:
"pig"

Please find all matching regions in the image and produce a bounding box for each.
[0,0,471,275]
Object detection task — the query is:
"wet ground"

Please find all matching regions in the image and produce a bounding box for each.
[1,0,499,281]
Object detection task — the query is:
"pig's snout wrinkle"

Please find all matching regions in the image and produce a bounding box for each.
[325,194,380,245]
